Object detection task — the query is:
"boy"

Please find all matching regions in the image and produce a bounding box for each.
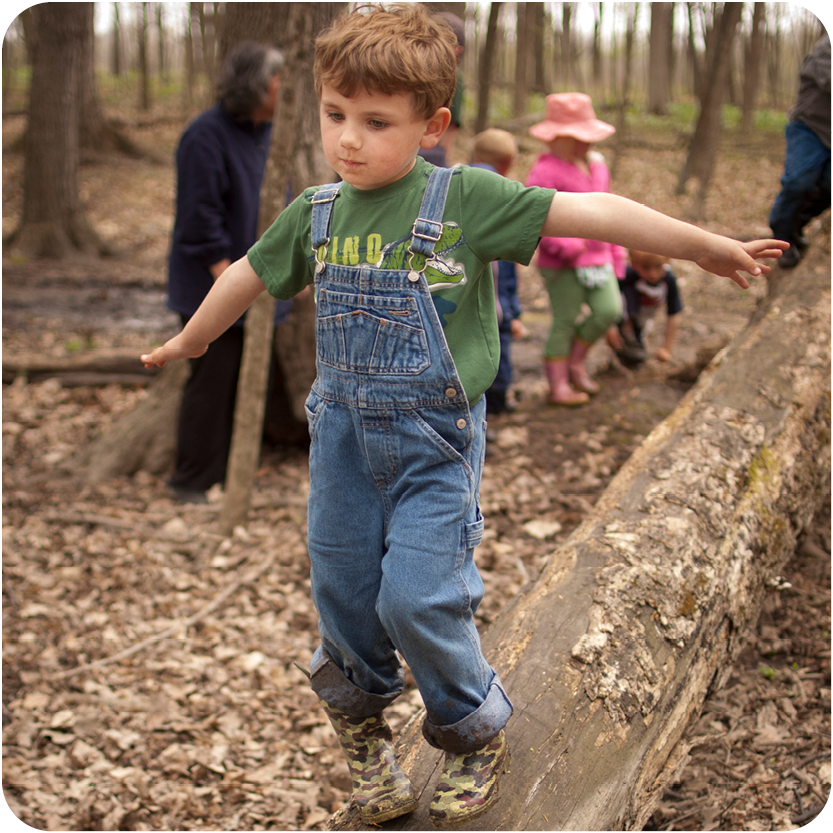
[470,129,527,415]
[141,4,786,828]
[614,249,683,365]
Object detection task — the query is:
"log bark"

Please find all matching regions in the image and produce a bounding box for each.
[329,230,831,830]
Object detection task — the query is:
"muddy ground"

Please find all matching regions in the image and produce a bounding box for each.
[2,108,830,831]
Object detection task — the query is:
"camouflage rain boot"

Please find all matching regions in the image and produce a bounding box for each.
[320,700,418,824]
[428,729,510,829]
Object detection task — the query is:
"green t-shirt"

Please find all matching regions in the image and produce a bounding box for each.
[248,157,553,402]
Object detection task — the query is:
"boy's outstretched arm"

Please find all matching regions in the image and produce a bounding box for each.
[141,256,266,368]
[543,192,788,288]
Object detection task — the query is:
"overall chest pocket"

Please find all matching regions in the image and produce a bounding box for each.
[316,287,430,374]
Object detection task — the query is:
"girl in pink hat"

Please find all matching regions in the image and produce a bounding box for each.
[525,92,625,406]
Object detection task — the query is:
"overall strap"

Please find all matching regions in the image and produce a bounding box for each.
[409,166,455,259]
[310,183,342,270]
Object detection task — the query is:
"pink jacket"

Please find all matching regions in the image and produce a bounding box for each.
[525,152,627,277]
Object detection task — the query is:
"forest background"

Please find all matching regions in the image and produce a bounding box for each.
[2,2,831,832]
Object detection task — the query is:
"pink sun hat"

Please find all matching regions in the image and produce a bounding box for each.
[529,92,615,143]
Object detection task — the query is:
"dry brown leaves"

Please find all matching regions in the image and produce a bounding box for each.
[3,377,346,829]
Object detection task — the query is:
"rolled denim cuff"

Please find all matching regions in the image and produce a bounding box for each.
[421,675,513,754]
[309,645,404,717]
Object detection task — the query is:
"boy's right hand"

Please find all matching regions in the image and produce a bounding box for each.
[140,335,208,369]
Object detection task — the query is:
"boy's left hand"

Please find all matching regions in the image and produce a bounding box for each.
[694,238,789,288]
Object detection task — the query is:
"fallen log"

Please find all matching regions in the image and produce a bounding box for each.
[2,348,160,386]
[330,230,831,830]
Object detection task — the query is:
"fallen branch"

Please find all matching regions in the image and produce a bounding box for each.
[3,348,159,385]
[44,511,140,531]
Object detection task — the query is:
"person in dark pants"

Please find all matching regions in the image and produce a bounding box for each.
[769,32,830,269]
[167,41,289,503]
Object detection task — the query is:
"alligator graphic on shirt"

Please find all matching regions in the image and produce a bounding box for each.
[379,222,467,291]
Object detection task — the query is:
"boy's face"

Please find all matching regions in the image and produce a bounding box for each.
[633,262,667,285]
[319,85,450,190]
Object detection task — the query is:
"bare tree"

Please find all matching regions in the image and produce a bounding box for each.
[110,1,122,77]
[7,2,107,259]
[592,2,604,92]
[529,2,546,92]
[559,2,575,89]
[614,3,639,141]
[512,1,529,118]
[676,2,744,218]
[156,2,167,84]
[648,2,674,115]
[183,3,196,111]
[474,2,503,134]
[79,4,161,162]
[742,2,767,132]
[137,2,151,111]
[686,1,704,100]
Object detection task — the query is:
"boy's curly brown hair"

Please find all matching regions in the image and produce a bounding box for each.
[313,3,458,119]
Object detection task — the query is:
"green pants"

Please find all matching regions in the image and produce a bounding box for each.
[541,267,622,358]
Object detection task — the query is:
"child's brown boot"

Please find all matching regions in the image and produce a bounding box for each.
[428,730,510,829]
[320,700,417,824]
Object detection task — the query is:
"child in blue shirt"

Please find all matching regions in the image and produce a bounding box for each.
[470,128,528,415]
[141,4,787,828]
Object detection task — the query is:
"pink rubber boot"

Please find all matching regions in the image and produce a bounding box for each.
[568,340,600,395]
[545,358,589,407]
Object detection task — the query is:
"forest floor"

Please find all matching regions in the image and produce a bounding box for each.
[2,106,830,832]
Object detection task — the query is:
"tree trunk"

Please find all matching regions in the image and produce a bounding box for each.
[592,2,603,92]
[685,1,703,100]
[330,227,832,832]
[183,3,196,112]
[79,3,162,163]
[512,2,528,119]
[156,2,166,83]
[137,2,151,112]
[529,2,545,93]
[560,2,574,89]
[647,2,674,115]
[218,2,340,533]
[675,2,743,217]
[742,2,766,132]
[8,2,107,260]
[610,3,637,179]
[219,3,306,534]
[220,292,277,536]
[199,2,216,105]
[79,361,189,481]
[474,2,502,135]
[111,1,121,77]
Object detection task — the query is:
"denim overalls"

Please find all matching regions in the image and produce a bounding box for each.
[305,166,512,754]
